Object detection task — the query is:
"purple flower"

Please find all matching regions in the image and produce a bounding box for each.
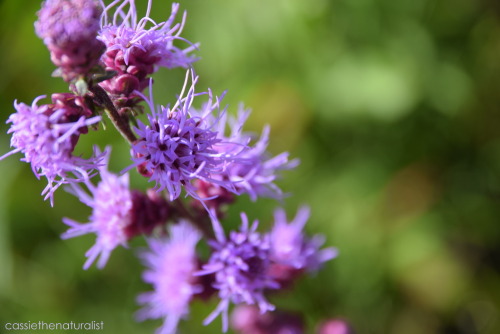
[269,206,338,272]
[0,95,102,204]
[219,109,299,201]
[127,71,243,203]
[62,148,133,269]
[98,1,198,97]
[35,0,105,81]
[231,305,305,334]
[137,221,202,334]
[197,213,279,332]
[231,127,298,201]
[192,108,299,203]
[318,319,355,334]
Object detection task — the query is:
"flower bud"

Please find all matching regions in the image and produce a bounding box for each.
[35,0,105,81]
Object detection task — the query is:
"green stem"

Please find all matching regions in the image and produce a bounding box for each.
[89,85,137,144]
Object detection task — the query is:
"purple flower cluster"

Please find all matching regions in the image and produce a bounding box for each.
[197,214,279,331]
[62,148,132,269]
[98,0,197,109]
[137,221,202,334]
[191,208,336,332]
[1,1,340,333]
[0,94,102,204]
[269,206,338,272]
[62,149,171,269]
[128,72,246,203]
[35,0,105,81]
[129,71,300,209]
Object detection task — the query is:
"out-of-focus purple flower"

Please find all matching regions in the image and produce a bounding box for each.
[127,71,243,203]
[137,220,202,334]
[35,0,105,81]
[98,0,198,101]
[317,319,355,334]
[0,95,102,204]
[62,150,172,269]
[62,149,132,269]
[225,109,299,201]
[197,108,299,202]
[197,213,279,332]
[231,305,305,334]
[269,206,338,273]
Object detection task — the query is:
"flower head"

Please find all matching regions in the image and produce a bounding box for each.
[35,0,105,81]
[269,206,338,272]
[0,95,102,204]
[62,148,133,269]
[128,71,243,203]
[98,1,198,98]
[197,213,279,332]
[62,151,172,269]
[137,221,202,334]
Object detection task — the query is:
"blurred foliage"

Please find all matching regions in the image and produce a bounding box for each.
[1,0,500,333]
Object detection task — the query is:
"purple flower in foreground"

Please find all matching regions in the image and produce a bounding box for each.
[62,149,133,269]
[98,1,197,98]
[137,221,202,334]
[62,151,172,269]
[197,213,279,332]
[128,71,243,202]
[0,95,102,204]
[35,0,105,81]
[269,206,338,272]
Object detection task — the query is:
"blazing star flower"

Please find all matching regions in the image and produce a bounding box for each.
[127,71,243,203]
[0,95,102,204]
[62,149,172,269]
[197,213,279,332]
[61,148,133,269]
[35,0,105,81]
[269,206,338,272]
[137,220,202,334]
[98,0,198,98]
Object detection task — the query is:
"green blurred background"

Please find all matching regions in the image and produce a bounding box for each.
[1,0,500,333]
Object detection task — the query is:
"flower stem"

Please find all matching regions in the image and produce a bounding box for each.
[89,85,137,144]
